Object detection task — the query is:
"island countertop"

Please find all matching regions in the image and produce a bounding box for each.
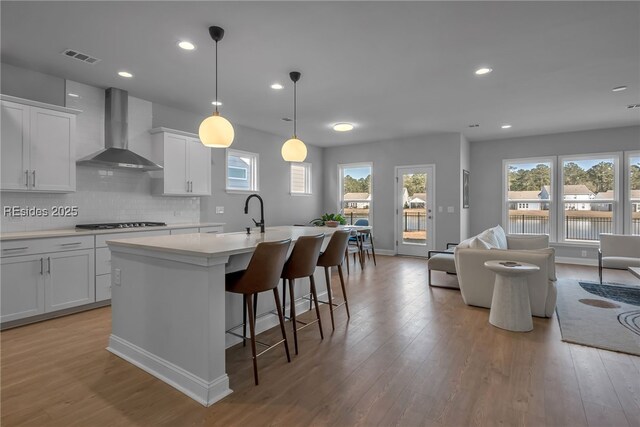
[106,225,358,258]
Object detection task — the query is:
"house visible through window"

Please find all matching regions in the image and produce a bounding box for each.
[503,158,554,236]
[226,149,258,192]
[339,163,372,225]
[290,162,312,195]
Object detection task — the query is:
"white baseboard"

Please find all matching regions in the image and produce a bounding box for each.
[108,335,232,407]
[556,256,598,266]
[375,249,395,256]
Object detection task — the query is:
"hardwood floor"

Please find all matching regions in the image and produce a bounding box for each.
[2,257,639,426]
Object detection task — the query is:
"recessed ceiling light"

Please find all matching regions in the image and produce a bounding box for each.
[271,83,284,90]
[211,101,222,106]
[501,124,512,129]
[612,86,627,92]
[475,67,493,75]
[67,93,79,98]
[118,71,133,78]
[333,123,354,132]
[178,41,196,51]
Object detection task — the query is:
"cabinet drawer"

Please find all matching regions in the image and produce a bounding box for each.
[95,229,170,248]
[199,226,223,234]
[96,274,111,302]
[1,235,94,257]
[170,227,199,235]
[95,247,111,275]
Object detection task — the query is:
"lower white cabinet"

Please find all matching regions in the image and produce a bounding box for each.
[1,248,94,322]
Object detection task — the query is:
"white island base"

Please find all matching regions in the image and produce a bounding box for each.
[106,227,339,406]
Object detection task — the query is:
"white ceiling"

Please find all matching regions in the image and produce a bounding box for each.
[1,1,638,147]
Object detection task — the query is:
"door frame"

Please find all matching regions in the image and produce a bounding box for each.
[394,164,436,256]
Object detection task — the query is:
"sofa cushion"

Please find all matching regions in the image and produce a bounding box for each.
[602,256,640,270]
[506,234,549,250]
[505,247,557,281]
[427,253,457,274]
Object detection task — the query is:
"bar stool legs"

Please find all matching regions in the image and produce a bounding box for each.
[288,279,299,355]
[323,265,350,330]
[245,294,259,384]
[309,275,324,340]
[273,287,291,364]
[337,264,350,318]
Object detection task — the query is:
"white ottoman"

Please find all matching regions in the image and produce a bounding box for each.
[484,260,540,332]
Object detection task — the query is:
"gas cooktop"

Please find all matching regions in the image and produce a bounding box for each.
[75,222,167,230]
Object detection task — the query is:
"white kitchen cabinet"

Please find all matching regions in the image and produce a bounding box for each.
[0,95,80,193]
[0,254,46,322]
[150,127,211,196]
[1,237,94,323]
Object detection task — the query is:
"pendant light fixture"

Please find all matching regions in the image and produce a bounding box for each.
[281,71,307,162]
[199,26,234,148]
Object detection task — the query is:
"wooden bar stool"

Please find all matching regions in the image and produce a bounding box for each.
[225,239,292,385]
[317,230,351,330]
[280,234,325,355]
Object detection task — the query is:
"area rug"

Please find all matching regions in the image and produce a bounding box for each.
[555,280,640,356]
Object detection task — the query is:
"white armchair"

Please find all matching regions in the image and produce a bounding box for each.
[598,234,640,283]
[454,234,557,318]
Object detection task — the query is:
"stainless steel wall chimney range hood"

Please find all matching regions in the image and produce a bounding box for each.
[76,88,162,171]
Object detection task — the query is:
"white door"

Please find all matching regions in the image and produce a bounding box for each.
[1,101,30,190]
[163,134,188,194]
[1,254,46,322]
[396,165,435,256]
[30,107,76,191]
[187,138,211,195]
[45,249,95,312]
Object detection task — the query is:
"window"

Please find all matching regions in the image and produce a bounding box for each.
[628,152,640,234]
[560,153,620,242]
[290,162,312,195]
[226,149,258,192]
[503,158,554,237]
[339,163,372,225]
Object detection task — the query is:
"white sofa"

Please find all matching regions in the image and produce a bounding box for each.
[454,226,557,318]
[599,234,640,283]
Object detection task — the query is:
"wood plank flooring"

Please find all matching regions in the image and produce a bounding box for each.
[2,257,639,426]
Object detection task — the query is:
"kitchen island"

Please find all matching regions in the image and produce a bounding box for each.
[106,226,343,406]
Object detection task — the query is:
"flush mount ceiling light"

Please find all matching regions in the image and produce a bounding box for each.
[118,71,133,78]
[501,124,512,129]
[178,40,196,51]
[281,71,307,162]
[475,67,493,75]
[199,26,234,148]
[333,123,354,132]
[612,86,627,92]
[271,83,284,90]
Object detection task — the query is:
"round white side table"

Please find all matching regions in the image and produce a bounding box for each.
[484,260,540,332]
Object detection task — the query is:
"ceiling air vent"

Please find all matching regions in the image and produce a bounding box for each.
[61,49,101,65]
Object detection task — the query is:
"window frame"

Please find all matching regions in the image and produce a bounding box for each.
[225,148,259,193]
[502,157,556,241]
[338,162,373,225]
[290,162,312,196]
[558,152,622,244]
[626,150,640,235]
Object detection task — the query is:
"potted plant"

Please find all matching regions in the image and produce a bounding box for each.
[310,213,347,227]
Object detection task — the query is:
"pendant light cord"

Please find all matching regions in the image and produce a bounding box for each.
[215,40,219,114]
[293,81,297,138]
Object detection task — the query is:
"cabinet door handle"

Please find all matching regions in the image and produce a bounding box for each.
[2,246,29,252]
[25,170,29,187]
[47,257,51,274]
[32,170,36,188]
[40,258,44,275]
[60,242,82,246]
[186,180,189,192]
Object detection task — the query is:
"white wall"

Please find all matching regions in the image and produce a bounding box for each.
[469,125,640,259]
[151,103,324,232]
[1,62,65,106]
[322,133,465,251]
[459,134,471,241]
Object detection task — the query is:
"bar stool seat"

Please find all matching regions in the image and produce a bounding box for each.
[225,239,292,385]
[317,230,352,330]
[280,234,325,355]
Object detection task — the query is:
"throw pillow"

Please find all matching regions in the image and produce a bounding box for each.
[492,225,508,249]
[477,228,500,248]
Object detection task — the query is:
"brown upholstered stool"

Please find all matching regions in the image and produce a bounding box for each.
[317,230,351,330]
[280,234,325,355]
[225,239,292,385]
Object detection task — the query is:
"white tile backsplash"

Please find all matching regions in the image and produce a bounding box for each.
[1,167,199,232]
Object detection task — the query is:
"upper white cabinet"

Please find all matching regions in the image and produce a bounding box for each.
[1,95,80,192]
[149,127,211,196]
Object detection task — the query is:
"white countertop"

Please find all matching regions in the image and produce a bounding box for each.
[0,222,225,241]
[107,225,351,258]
